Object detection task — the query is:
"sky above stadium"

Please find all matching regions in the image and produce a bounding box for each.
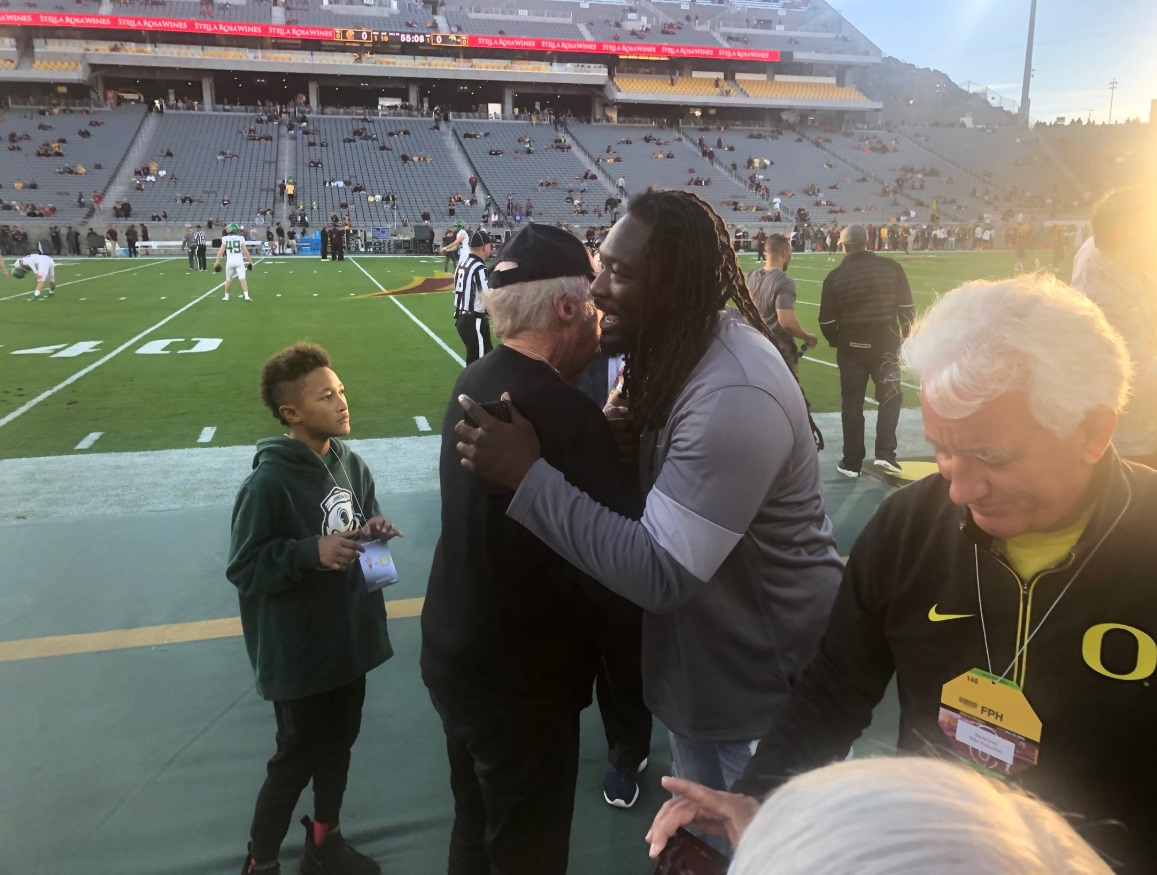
[829,0,1155,124]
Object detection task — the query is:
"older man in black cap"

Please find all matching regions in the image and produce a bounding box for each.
[422,224,638,875]
[453,228,494,364]
[818,223,914,477]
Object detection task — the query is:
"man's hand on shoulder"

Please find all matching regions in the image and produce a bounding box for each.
[455,393,541,490]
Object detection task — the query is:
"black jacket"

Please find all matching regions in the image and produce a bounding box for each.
[733,451,1157,872]
[818,250,914,350]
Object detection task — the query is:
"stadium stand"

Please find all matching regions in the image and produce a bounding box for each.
[739,79,871,103]
[694,127,910,221]
[125,111,280,225]
[804,126,971,219]
[614,75,740,98]
[1040,123,1151,197]
[0,105,147,224]
[564,122,759,216]
[294,116,467,228]
[453,121,611,226]
[442,11,585,38]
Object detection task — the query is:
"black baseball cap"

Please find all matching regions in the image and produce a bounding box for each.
[488,224,596,289]
[469,229,493,248]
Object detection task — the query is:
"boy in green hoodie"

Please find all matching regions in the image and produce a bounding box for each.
[228,342,402,875]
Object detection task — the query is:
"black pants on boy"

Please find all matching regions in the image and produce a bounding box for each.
[249,676,366,862]
[596,602,651,771]
[429,689,580,875]
[836,343,902,469]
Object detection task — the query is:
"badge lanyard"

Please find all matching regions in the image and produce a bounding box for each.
[327,452,398,592]
[940,484,1129,778]
[973,492,1129,682]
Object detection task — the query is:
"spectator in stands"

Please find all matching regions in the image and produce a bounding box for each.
[645,272,1156,874]
[92,192,103,215]
[1071,188,1156,467]
[455,190,840,850]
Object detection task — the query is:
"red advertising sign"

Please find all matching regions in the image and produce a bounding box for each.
[0,11,781,61]
[0,12,335,40]
[469,34,780,63]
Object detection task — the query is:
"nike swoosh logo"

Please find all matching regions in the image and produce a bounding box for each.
[928,605,976,622]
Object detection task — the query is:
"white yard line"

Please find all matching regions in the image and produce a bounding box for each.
[74,432,103,450]
[414,416,432,432]
[0,258,174,302]
[0,278,228,430]
[197,427,217,444]
[349,257,466,368]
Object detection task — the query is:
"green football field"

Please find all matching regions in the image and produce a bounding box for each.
[0,249,1028,460]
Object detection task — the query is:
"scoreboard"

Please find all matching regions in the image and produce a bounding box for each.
[333,29,469,47]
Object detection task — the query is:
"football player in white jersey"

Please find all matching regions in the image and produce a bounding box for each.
[213,223,255,301]
[437,220,470,267]
[11,253,56,301]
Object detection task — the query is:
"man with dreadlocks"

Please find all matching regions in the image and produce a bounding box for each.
[455,188,844,826]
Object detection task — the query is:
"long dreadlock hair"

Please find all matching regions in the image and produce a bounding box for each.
[622,188,824,448]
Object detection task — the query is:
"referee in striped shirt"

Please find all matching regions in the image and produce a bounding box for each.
[454,229,494,364]
[193,226,208,271]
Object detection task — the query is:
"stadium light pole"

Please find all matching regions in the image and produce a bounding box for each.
[1108,78,1119,124]
[1019,0,1038,125]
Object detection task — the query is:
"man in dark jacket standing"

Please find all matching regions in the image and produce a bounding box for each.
[819,224,914,477]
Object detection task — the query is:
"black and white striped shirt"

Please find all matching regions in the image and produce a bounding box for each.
[454,254,488,318]
[193,230,206,246]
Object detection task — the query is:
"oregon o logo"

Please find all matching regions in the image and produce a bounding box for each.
[1082,623,1157,681]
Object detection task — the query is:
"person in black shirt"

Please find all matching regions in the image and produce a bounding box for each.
[423,225,634,874]
[453,229,494,364]
[818,224,914,477]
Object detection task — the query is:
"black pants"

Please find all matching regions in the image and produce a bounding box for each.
[837,343,901,468]
[429,689,580,875]
[331,242,344,261]
[188,247,196,269]
[455,313,493,365]
[196,244,207,270]
[127,241,138,257]
[249,676,366,862]
[595,603,651,770]
[320,234,329,259]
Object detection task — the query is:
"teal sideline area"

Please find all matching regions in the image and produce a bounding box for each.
[0,475,902,873]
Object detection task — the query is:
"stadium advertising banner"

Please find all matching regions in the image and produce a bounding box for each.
[0,11,780,61]
[467,35,780,62]
[0,12,335,40]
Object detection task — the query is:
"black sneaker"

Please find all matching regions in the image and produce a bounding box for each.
[603,756,648,809]
[240,845,281,874]
[835,462,861,478]
[873,457,903,475]
[299,816,380,875]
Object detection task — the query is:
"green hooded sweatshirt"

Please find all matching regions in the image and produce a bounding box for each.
[226,436,393,701]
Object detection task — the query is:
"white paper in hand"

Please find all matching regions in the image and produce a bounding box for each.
[358,539,398,592]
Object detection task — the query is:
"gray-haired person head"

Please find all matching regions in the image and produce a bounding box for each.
[901,273,1130,539]
[482,225,598,376]
[733,757,1112,875]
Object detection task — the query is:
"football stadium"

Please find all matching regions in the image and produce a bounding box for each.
[1,0,1154,871]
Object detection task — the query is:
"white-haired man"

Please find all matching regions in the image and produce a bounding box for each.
[422,224,638,874]
[646,274,1157,874]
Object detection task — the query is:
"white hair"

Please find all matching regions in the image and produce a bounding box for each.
[733,757,1112,875]
[481,275,591,340]
[901,274,1130,437]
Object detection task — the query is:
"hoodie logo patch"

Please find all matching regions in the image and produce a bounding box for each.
[320,485,361,535]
